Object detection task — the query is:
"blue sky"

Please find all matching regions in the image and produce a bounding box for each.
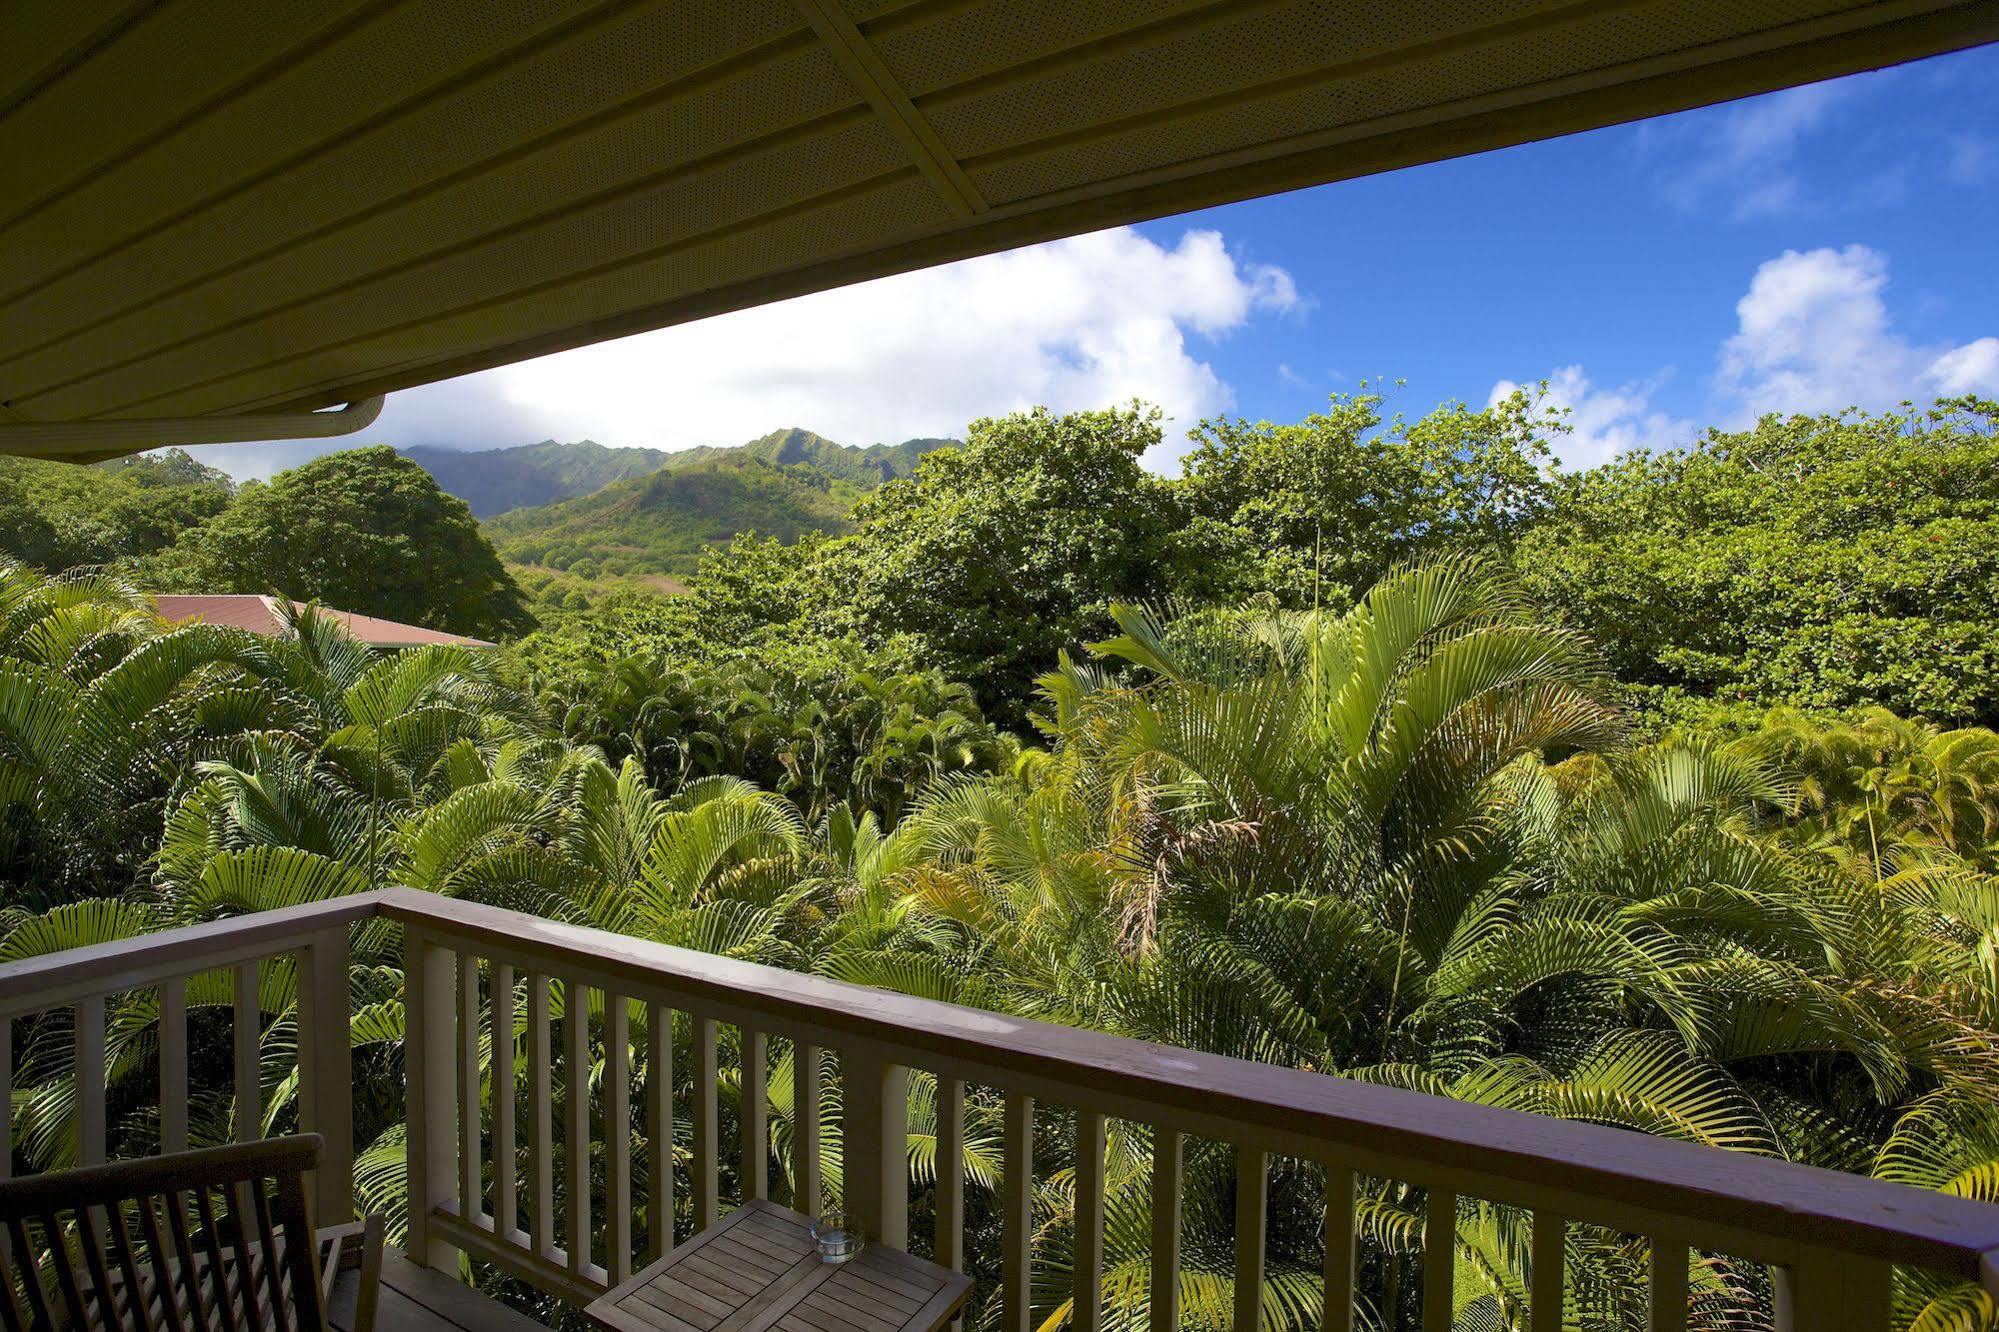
[1139,41,1999,460]
[211,42,1999,478]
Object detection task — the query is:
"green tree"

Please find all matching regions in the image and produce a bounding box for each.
[4,557,1997,1331]
[1176,388,1555,605]
[0,449,233,572]
[1516,397,1999,729]
[159,446,531,639]
[813,404,1182,722]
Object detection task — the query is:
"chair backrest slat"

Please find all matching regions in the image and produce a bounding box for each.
[248,1175,290,1332]
[3,1220,50,1331]
[161,1192,207,1331]
[75,1204,121,1329]
[0,1230,29,1332]
[0,1135,328,1332]
[223,1181,263,1328]
[192,1185,231,1328]
[134,1195,183,1332]
[39,1210,89,1329]
[107,1200,152,1329]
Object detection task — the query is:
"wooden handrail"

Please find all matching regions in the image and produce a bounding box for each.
[0,891,392,1018]
[3,887,1995,1323]
[375,888,1999,1283]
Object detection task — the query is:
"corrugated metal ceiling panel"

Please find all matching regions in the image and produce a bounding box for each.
[0,0,1993,456]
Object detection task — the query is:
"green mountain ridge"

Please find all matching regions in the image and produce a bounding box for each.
[401,439,673,517]
[478,429,957,579]
[670,427,960,488]
[403,428,956,517]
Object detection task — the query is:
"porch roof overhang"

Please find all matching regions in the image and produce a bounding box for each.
[3,0,1996,462]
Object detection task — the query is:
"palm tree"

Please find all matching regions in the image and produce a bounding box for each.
[6,557,1996,1331]
[830,560,1999,1331]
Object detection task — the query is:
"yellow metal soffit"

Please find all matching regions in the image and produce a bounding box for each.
[2,0,1997,461]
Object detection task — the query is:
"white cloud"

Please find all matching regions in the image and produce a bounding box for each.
[1486,365,1694,469]
[1926,337,1999,396]
[1717,245,1999,416]
[199,226,1298,479]
[1495,246,1998,467]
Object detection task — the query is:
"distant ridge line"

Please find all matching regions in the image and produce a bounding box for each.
[402,428,958,517]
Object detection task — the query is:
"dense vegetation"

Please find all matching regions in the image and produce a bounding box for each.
[1516,400,1999,730]
[0,444,530,639]
[661,427,955,488]
[1,392,1996,1331]
[484,456,859,580]
[151,446,532,639]
[562,395,1996,736]
[482,429,955,579]
[0,449,232,572]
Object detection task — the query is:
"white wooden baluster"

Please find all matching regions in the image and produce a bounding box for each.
[158,979,187,1155]
[1531,1211,1564,1332]
[1151,1129,1181,1332]
[493,962,518,1243]
[73,993,107,1251]
[740,1027,767,1202]
[1323,1165,1355,1332]
[646,1002,673,1260]
[935,1075,962,1270]
[232,961,258,1144]
[1423,1188,1457,1332]
[1778,1250,1890,1331]
[843,1052,909,1248]
[457,954,481,1223]
[403,934,460,1272]
[1235,1146,1267,1332]
[1830,1254,1892,1332]
[528,971,554,1261]
[1002,1093,1033,1332]
[1649,1235,1687,1332]
[564,977,592,1278]
[1073,1111,1106,1332]
[794,1044,823,1220]
[298,927,354,1224]
[692,1016,718,1231]
[606,991,631,1284]
[1773,1265,1797,1330]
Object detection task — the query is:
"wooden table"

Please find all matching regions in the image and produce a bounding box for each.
[586,1202,972,1332]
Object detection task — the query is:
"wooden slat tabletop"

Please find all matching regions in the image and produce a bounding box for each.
[587,1202,971,1332]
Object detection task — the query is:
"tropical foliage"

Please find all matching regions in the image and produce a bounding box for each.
[2,547,1995,1331]
[0,449,233,574]
[147,446,531,639]
[482,429,956,580]
[1515,397,1999,729]
[553,395,1997,737]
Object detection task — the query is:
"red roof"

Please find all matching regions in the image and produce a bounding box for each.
[151,595,491,649]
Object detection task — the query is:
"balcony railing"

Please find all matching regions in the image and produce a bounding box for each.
[2,887,1996,1331]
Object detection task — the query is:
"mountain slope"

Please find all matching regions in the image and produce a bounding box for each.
[463,430,955,576]
[483,456,855,578]
[664,428,954,487]
[401,440,673,516]
[405,429,953,517]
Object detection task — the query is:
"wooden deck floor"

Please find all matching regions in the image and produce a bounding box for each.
[330,1250,551,1332]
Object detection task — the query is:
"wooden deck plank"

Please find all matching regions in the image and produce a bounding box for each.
[329,1248,550,1331]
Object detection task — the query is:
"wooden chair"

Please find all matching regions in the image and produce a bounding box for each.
[0,1133,383,1332]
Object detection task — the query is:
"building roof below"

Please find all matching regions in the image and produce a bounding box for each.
[150,595,491,650]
